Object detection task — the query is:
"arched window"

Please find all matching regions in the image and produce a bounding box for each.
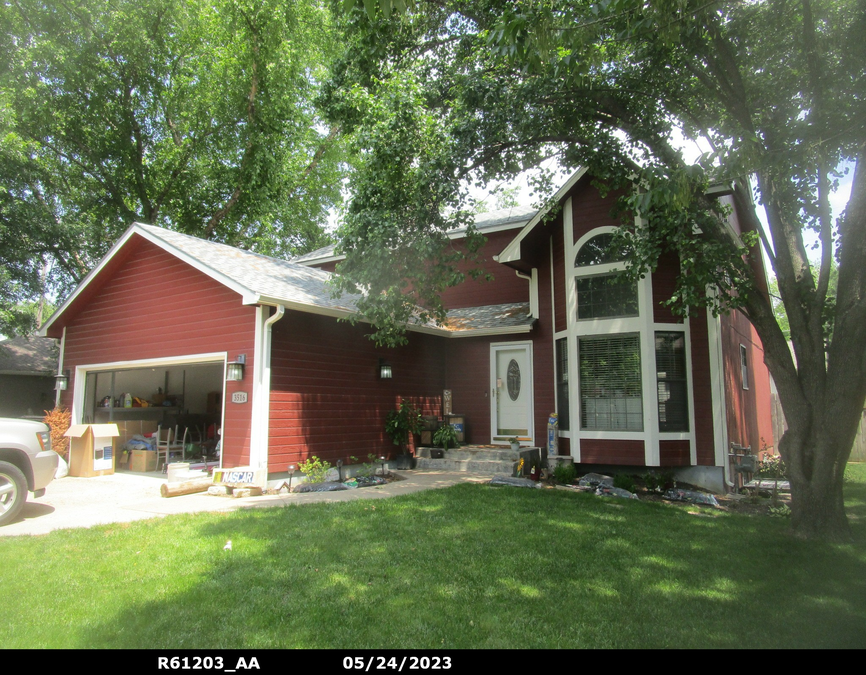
[574,232,628,266]
[574,233,638,320]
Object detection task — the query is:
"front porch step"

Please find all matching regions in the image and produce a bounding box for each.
[414,446,524,475]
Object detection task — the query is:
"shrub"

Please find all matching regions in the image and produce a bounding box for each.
[355,454,379,478]
[757,454,788,479]
[432,424,458,449]
[385,399,423,452]
[613,474,636,493]
[43,407,71,460]
[642,471,675,492]
[298,456,332,484]
[552,463,577,485]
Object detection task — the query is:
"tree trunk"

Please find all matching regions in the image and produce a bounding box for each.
[778,405,855,542]
[788,468,849,541]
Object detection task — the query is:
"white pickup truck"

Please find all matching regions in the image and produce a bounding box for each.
[0,418,59,526]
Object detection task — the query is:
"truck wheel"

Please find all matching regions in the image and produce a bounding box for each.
[0,461,27,526]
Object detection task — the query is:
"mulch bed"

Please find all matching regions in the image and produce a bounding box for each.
[550,477,791,517]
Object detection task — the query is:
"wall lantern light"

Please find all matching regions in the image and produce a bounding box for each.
[378,358,393,380]
[54,370,70,391]
[226,354,246,382]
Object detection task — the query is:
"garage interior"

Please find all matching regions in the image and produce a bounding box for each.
[82,362,224,467]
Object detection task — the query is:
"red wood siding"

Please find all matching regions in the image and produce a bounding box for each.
[268,311,446,470]
[309,260,339,273]
[652,251,683,324]
[443,338,492,444]
[721,310,774,455]
[57,235,257,467]
[660,440,691,466]
[570,182,627,244]
[557,436,570,456]
[578,439,645,465]
[440,229,530,309]
[691,310,716,465]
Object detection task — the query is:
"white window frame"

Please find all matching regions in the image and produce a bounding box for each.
[561,212,697,465]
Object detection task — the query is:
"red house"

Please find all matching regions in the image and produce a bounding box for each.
[41,170,773,491]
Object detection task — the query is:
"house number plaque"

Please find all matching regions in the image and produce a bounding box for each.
[231,392,248,404]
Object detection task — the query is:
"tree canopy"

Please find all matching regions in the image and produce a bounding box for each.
[1,0,346,336]
[323,0,866,539]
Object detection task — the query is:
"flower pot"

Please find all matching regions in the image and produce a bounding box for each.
[509,441,520,452]
[394,454,414,470]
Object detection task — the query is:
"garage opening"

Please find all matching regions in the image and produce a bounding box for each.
[81,361,224,450]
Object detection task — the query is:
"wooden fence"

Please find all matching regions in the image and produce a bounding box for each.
[771,393,866,462]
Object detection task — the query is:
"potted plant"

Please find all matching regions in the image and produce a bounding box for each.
[508,436,521,452]
[385,399,423,469]
[431,424,458,458]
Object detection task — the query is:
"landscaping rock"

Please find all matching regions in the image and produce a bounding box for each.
[232,486,263,498]
[578,472,613,488]
[208,485,233,496]
[663,488,719,506]
[295,481,348,493]
[489,475,541,489]
[595,485,639,500]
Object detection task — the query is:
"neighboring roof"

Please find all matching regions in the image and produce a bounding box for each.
[0,336,58,375]
[40,223,535,339]
[293,243,341,265]
[293,204,539,267]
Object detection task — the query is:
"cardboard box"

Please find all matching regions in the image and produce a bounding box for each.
[129,449,158,473]
[64,424,120,477]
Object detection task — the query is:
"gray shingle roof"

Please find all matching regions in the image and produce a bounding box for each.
[137,224,534,334]
[0,336,58,374]
[292,205,538,266]
[136,224,362,314]
[45,222,535,338]
[444,302,534,332]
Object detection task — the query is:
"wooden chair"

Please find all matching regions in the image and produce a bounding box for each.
[169,426,188,461]
[154,425,172,472]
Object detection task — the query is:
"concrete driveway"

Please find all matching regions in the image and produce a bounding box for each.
[0,469,488,537]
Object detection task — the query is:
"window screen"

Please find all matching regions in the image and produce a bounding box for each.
[579,334,643,431]
[576,275,639,319]
[655,332,689,432]
[555,338,570,431]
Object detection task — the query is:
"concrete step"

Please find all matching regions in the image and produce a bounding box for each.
[414,446,523,475]
[414,456,517,474]
[417,447,520,462]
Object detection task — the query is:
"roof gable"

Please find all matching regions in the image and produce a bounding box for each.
[40,223,364,337]
[496,169,588,266]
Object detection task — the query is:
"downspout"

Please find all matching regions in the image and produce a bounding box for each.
[515,269,539,318]
[255,304,285,473]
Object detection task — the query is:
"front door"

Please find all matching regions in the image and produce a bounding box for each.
[491,343,533,444]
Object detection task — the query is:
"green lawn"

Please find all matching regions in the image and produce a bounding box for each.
[3,465,866,649]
